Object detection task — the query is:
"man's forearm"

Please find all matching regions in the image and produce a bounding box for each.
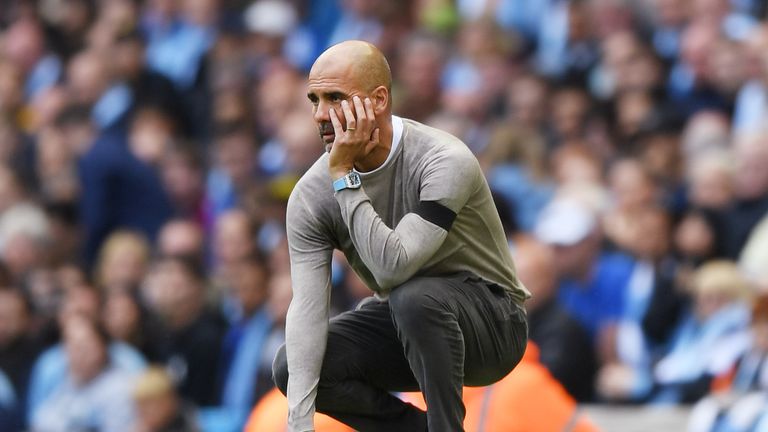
[285,300,328,431]
[335,187,447,292]
[283,227,333,431]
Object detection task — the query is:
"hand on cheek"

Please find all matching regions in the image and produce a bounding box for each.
[328,96,380,179]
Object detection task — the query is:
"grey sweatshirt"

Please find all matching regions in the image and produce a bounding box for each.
[284,117,530,431]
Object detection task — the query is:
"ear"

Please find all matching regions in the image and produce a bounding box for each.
[371,86,388,115]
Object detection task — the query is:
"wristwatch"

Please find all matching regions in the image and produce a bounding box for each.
[333,171,362,192]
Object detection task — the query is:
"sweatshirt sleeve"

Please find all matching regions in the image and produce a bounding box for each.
[284,190,334,431]
[334,147,478,293]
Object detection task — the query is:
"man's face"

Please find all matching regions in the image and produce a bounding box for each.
[215,134,255,187]
[228,262,268,316]
[306,61,367,152]
[65,317,108,385]
[552,235,599,278]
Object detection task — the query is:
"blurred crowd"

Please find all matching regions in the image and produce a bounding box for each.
[1,0,768,431]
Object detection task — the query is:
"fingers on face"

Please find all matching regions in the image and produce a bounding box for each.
[333,96,375,135]
[329,107,343,134]
[364,97,375,121]
[352,96,366,126]
[365,127,380,154]
[341,99,356,131]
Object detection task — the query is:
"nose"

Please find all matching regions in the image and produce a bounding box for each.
[313,100,331,123]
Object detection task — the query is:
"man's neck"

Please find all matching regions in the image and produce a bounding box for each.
[354,116,394,173]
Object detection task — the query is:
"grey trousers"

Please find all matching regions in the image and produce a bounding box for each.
[273,272,528,432]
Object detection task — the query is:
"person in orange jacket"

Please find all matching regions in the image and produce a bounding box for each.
[247,342,598,432]
[403,341,599,432]
[244,388,353,432]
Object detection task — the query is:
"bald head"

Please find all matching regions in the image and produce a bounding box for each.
[311,40,392,93]
[307,40,395,161]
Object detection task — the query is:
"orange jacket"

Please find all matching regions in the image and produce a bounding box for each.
[247,342,598,432]
[244,388,353,432]
[404,342,599,432]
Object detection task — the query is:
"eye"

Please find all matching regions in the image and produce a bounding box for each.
[329,92,345,103]
[307,94,318,106]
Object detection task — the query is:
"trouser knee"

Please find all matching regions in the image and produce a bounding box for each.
[272,344,289,396]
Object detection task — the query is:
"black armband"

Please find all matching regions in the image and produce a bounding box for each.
[415,201,457,231]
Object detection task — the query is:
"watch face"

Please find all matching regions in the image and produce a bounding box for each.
[348,172,361,187]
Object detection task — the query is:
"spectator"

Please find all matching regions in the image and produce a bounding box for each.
[667,20,730,116]
[199,255,274,432]
[549,86,594,144]
[205,124,260,220]
[598,206,688,402]
[717,133,768,259]
[687,149,735,211]
[0,288,41,427]
[534,197,635,341]
[27,284,146,421]
[143,254,225,406]
[141,0,216,91]
[128,106,177,166]
[0,164,26,215]
[32,314,138,432]
[245,387,353,432]
[676,209,720,268]
[1,19,62,99]
[483,125,554,232]
[95,230,151,293]
[131,366,200,432]
[242,0,300,75]
[646,0,689,62]
[0,367,20,431]
[393,32,447,122]
[733,25,768,134]
[0,202,51,283]
[603,159,660,251]
[66,50,132,131]
[213,209,257,272]
[159,143,208,222]
[78,102,174,266]
[265,109,324,179]
[598,31,664,99]
[652,260,752,404]
[252,66,303,141]
[156,219,206,260]
[513,237,597,401]
[402,342,600,432]
[112,29,191,136]
[740,211,768,292]
[0,60,24,120]
[102,290,166,362]
[688,294,768,432]
[35,124,80,205]
[504,73,550,132]
[680,109,730,158]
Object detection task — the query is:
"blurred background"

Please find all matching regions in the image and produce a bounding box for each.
[0,0,768,431]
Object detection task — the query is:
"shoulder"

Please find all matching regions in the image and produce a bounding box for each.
[401,119,479,173]
[99,367,136,388]
[403,119,475,158]
[108,342,147,371]
[33,345,66,373]
[288,155,335,222]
